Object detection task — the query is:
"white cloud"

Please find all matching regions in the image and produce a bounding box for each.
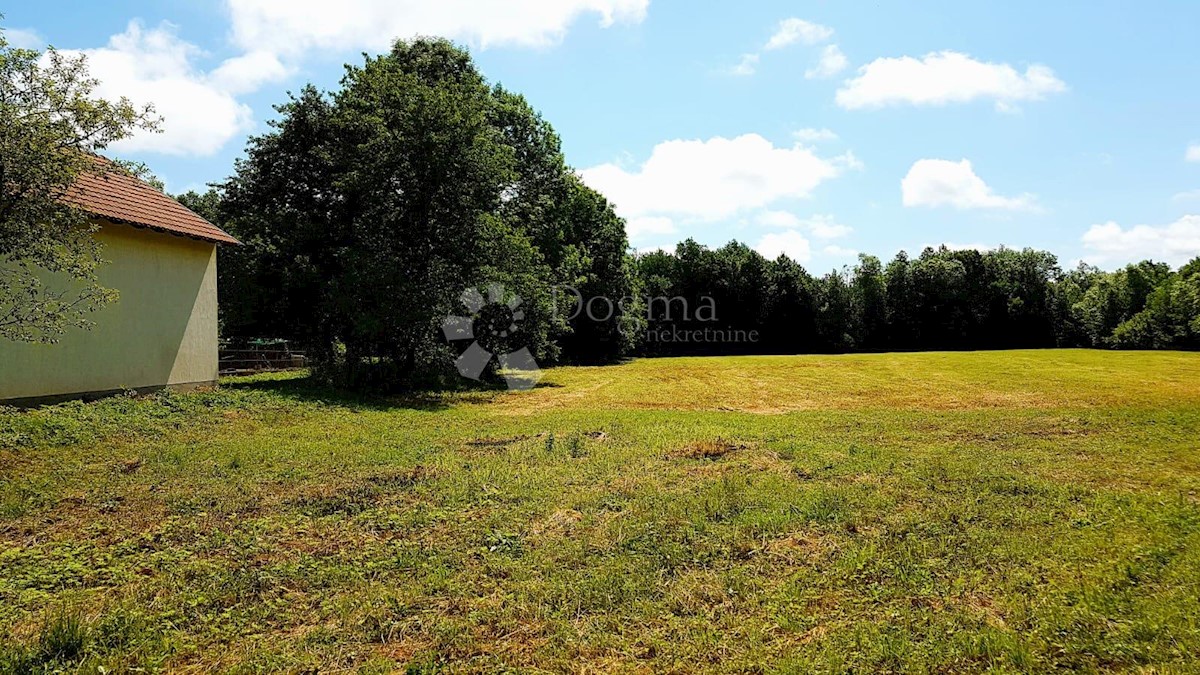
[902,159,1038,211]
[764,18,833,51]
[3,27,44,49]
[1187,144,1200,162]
[636,245,671,255]
[756,230,812,261]
[805,214,852,239]
[209,50,290,95]
[1173,189,1200,202]
[580,134,857,242]
[1082,216,1200,266]
[728,53,759,77]
[793,128,838,143]
[754,210,801,229]
[755,211,851,239]
[626,216,677,238]
[822,244,857,258]
[63,21,290,156]
[727,17,834,78]
[225,0,649,55]
[836,51,1066,111]
[806,44,848,80]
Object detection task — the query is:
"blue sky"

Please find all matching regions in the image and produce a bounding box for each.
[4,1,1200,270]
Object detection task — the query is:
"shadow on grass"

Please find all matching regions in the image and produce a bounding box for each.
[221,372,560,412]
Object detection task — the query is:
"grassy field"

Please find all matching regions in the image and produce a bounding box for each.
[2,349,1200,672]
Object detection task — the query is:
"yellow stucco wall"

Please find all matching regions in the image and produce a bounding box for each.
[0,222,219,402]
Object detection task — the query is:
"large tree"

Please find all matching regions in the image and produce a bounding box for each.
[222,39,642,388]
[851,254,887,351]
[219,39,642,388]
[0,24,158,342]
[224,43,518,386]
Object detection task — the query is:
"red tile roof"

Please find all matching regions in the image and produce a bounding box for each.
[62,161,239,245]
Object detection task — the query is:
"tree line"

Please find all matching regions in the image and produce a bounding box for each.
[634,242,1200,356]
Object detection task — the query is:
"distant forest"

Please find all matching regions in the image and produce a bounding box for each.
[173,38,1199,389]
[633,240,1200,356]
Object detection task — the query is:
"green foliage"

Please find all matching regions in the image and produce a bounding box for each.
[1,607,88,673]
[851,254,887,350]
[637,242,1073,355]
[1,604,170,673]
[1064,260,1174,347]
[636,242,1196,355]
[553,175,643,361]
[0,23,158,342]
[1108,259,1200,349]
[215,39,637,388]
[36,607,88,663]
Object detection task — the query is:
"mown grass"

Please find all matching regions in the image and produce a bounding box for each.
[2,349,1200,672]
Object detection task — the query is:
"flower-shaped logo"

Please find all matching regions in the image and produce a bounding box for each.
[442,283,542,391]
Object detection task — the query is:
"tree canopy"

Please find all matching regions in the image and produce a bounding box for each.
[213,38,636,388]
[633,240,1200,356]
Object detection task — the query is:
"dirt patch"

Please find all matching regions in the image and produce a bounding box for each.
[1027,427,1092,438]
[530,508,583,538]
[366,465,436,488]
[287,466,436,516]
[466,434,540,447]
[799,624,830,644]
[288,484,383,516]
[117,458,143,474]
[0,448,36,475]
[374,639,433,664]
[763,532,832,563]
[958,592,1007,629]
[670,439,748,461]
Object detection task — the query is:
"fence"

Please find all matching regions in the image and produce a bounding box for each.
[219,340,307,375]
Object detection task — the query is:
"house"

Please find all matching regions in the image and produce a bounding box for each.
[0,165,239,406]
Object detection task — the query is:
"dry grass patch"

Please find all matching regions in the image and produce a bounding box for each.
[669,439,748,460]
[530,508,584,539]
[494,350,1200,413]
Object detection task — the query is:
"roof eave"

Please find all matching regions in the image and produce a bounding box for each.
[92,214,242,246]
